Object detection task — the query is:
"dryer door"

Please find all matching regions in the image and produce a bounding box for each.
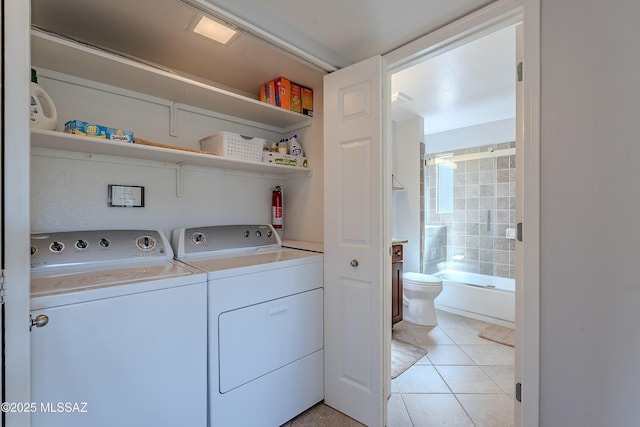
[218,287,323,393]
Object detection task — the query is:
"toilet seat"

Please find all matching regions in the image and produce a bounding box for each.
[403,272,442,287]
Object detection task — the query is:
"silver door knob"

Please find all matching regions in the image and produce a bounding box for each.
[350,259,359,267]
[30,314,49,331]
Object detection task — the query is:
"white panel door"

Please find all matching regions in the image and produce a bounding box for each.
[324,55,387,427]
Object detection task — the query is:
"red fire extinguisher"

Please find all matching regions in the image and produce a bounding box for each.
[272,186,283,229]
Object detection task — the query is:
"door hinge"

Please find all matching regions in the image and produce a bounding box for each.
[0,270,6,305]
[517,61,523,82]
[517,222,523,242]
[515,382,522,402]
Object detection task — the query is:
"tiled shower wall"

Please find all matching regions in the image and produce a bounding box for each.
[423,142,516,279]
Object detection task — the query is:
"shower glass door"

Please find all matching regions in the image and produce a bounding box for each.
[422,142,516,288]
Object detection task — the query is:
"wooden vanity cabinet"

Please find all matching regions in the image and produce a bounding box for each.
[391,244,403,325]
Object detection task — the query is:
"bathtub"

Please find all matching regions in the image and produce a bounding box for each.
[433,270,515,327]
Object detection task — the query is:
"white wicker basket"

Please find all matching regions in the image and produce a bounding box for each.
[200,131,265,162]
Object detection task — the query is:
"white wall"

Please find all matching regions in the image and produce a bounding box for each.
[425,118,515,153]
[392,116,422,272]
[280,79,325,243]
[540,0,640,425]
[31,70,324,242]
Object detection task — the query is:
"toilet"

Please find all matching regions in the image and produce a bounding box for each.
[402,272,443,326]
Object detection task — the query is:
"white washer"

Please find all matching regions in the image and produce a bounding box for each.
[172,224,324,427]
[30,229,208,427]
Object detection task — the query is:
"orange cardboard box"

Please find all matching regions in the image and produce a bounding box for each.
[301,86,313,117]
[259,83,267,103]
[274,77,291,110]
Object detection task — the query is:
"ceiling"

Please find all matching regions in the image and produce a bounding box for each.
[392,25,516,135]
[31,0,513,135]
[199,0,496,68]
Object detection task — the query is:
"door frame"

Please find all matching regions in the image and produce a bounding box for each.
[384,0,540,426]
[3,0,33,426]
[1,0,3,412]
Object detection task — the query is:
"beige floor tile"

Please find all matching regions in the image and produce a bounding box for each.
[459,344,515,365]
[387,394,413,427]
[436,310,488,330]
[393,365,451,393]
[436,366,503,393]
[456,394,515,427]
[441,326,493,345]
[413,326,456,346]
[414,353,433,365]
[402,394,474,427]
[426,344,475,365]
[480,365,515,397]
[393,320,455,345]
[391,377,400,393]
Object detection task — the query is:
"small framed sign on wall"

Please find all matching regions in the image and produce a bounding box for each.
[108,185,145,208]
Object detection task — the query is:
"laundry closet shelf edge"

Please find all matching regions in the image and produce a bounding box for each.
[31,129,313,177]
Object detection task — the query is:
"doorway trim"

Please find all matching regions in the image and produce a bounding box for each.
[383,0,540,426]
[3,0,33,426]
[385,0,523,74]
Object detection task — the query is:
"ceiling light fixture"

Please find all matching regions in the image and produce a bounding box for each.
[391,91,413,107]
[189,15,238,45]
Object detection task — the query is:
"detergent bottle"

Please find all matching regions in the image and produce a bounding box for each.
[30,68,58,130]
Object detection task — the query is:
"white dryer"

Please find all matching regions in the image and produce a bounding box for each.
[30,229,207,427]
[171,224,324,427]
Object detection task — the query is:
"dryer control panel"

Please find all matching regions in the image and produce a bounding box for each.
[173,224,281,257]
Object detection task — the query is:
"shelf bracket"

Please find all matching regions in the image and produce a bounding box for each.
[170,102,178,137]
[176,165,184,198]
[392,174,405,190]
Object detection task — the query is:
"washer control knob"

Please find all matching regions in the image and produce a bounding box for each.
[244,230,250,238]
[49,241,64,253]
[191,232,206,245]
[29,314,49,331]
[256,230,262,238]
[267,231,273,238]
[75,239,89,249]
[31,246,38,256]
[350,259,359,267]
[136,236,156,251]
[99,238,111,248]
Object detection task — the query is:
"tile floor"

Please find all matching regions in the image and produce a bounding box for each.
[388,310,515,427]
[284,310,515,427]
